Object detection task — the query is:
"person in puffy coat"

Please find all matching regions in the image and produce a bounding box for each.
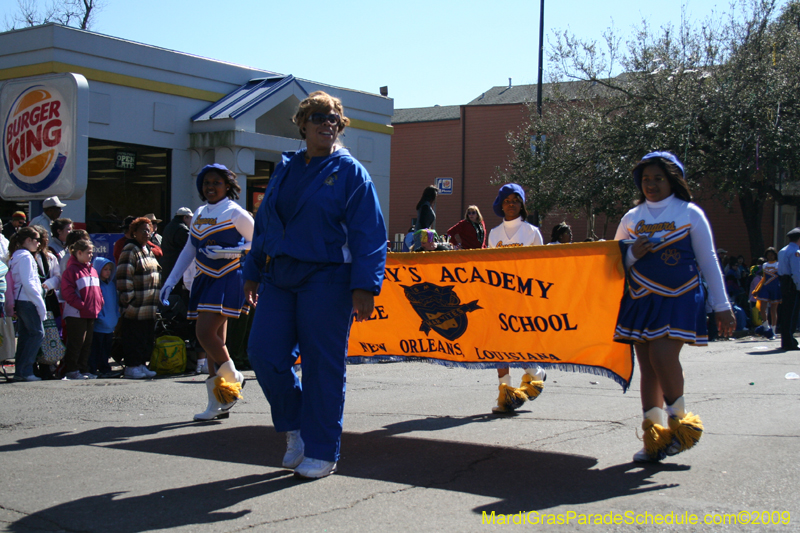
[60,239,103,380]
[116,217,161,379]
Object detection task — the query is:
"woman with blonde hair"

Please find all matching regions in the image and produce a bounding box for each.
[244,91,386,479]
[446,205,486,249]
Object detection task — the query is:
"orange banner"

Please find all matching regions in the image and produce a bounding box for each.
[348,241,634,390]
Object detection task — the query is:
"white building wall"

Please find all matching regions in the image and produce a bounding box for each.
[0,24,393,229]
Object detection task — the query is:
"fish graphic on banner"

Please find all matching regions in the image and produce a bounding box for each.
[347,241,634,391]
[401,282,482,340]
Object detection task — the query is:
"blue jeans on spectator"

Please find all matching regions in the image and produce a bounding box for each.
[14,301,44,379]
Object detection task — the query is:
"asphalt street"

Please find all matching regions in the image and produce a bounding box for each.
[1,335,798,532]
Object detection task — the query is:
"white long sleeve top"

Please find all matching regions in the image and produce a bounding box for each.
[164,199,254,288]
[488,217,543,248]
[10,249,47,320]
[614,194,731,312]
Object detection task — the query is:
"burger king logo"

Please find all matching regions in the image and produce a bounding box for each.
[3,85,69,193]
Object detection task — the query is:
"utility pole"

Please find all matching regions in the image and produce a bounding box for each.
[536,0,545,117]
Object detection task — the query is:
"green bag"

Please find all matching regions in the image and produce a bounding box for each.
[150,335,187,375]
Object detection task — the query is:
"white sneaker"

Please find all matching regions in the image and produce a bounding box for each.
[196,358,208,374]
[282,430,305,469]
[294,457,337,479]
[633,447,662,463]
[140,365,157,378]
[124,366,147,379]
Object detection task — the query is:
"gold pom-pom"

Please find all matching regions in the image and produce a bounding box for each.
[668,412,703,452]
[641,419,671,460]
[518,374,544,401]
[496,383,528,412]
[213,376,243,404]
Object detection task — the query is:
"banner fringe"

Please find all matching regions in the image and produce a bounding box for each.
[344,355,630,392]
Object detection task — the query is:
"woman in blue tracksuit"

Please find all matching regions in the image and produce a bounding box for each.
[243,91,387,480]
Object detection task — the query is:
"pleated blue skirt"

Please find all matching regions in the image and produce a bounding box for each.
[188,269,250,319]
[614,283,707,346]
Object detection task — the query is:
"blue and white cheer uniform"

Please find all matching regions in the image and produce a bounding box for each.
[167,198,254,319]
[614,194,730,346]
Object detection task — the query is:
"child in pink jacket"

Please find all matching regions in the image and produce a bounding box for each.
[60,239,103,380]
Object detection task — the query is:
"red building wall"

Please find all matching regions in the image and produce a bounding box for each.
[390,103,778,263]
[389,118,462,240]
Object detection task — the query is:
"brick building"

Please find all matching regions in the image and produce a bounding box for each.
[390,82,786,262]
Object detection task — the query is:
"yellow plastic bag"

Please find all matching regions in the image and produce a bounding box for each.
[150,335,187,375]
[751,305,762,327]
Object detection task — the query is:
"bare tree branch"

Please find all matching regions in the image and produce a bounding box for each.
[4,0,104,31]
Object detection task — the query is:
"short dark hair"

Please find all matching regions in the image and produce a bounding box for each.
[198,167,241,202]
[51,217,73,236]
[65,229,90,248]
[550,222,571,243]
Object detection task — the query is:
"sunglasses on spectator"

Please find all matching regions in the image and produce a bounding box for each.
[307,113,341,126]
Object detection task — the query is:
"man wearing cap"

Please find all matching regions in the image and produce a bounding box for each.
[29,196,66,238]
[777,228,800,350]
[161,207,193,281]
[2,211,27,240]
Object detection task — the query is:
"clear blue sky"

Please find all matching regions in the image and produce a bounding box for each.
[2,0,788,109]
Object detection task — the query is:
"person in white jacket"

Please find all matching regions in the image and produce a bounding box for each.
[9,227,47,381]
[486,183,547,414]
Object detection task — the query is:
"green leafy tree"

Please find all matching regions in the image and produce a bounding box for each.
[499,0,800,258]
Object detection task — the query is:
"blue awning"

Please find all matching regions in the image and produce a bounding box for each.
[192,75,306,121]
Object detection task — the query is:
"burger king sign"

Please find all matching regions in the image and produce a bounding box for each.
[0,73,87,200]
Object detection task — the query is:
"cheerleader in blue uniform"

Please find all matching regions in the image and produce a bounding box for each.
[160,164,254,421]
[614,152,736,462]
[755,247,781,336]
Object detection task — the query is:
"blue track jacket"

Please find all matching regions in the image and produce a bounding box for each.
[243,148,387,294]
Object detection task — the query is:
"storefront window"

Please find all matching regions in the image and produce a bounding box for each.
[247,159,273,214]
[85,139,170,234]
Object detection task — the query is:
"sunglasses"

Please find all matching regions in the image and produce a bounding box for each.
[307,113,341,126]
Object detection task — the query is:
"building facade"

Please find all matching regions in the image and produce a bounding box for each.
[390,83,783,261]
[0,24,393,237]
